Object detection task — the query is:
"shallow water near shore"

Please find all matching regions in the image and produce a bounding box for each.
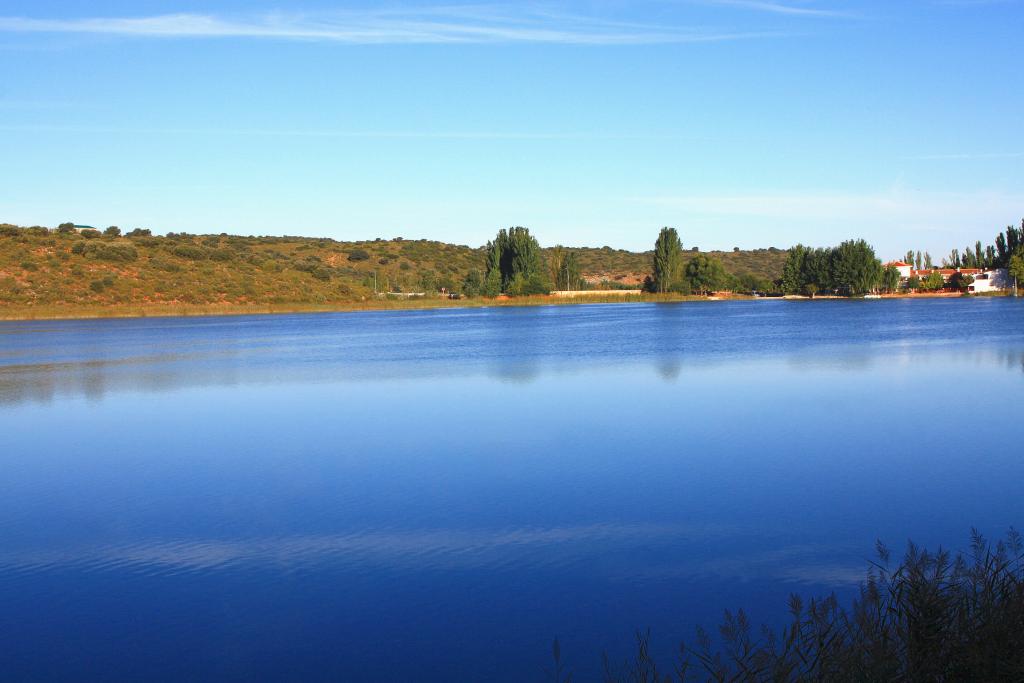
[1,298,1023,681]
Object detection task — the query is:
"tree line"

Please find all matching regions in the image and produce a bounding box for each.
[903,220,1024,290]
[642,227,772,295]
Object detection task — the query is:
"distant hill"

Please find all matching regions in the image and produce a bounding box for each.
[567,245,787,287]
[0,223,787,309]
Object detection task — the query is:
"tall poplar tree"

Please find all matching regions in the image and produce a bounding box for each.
[652,227,683,293]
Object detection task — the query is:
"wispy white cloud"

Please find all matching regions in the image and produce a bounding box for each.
[936,0,1022,6]
[693,0,852,17]
[0,9,782,45]
[903,151,1024,160]
[627,189,1024,225]
[0,122,685,140]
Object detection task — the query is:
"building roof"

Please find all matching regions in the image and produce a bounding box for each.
[911,268,982,277]
[885,261,911,267]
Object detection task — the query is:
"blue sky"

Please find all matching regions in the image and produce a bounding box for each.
[1,1,1021,256]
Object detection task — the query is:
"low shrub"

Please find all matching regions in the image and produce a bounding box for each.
[170,244,206,260]
[348,249,371,262]
[208,249,234,262]
[88,243,138,262]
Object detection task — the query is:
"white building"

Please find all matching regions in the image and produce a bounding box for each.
[967,268,1010,293]
[884,261,914,279]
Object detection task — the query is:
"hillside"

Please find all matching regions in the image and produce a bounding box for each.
[0,223,787,310]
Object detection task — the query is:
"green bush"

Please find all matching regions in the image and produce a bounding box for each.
[151,259,181,272]
[20,260,38,271]
[348,249,371,262]
[208,249,234,262]
[170,244,206,260]
[80,229,101,239]
[73,242,138,262]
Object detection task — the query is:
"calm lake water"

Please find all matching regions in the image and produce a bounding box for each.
[1,299,1022,681]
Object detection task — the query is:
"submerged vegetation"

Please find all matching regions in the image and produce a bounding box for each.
[554,529,1024,682]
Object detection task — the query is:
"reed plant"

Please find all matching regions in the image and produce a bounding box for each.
[554,529,1024,682]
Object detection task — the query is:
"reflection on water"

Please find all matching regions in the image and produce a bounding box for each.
[1,299,1023,682]
[4,300,1021,405]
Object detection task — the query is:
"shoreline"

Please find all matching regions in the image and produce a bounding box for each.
[0,290,1013,322]
[0,293,714,322]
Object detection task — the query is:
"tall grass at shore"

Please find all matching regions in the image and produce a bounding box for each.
[561,529,1024,682]
[0,293,723,321]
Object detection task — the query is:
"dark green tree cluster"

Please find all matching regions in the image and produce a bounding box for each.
[483,227,551,296]
[684,253,727,295]
[881,265,901,293]
[781,240,883,296]
[917,270,946,292]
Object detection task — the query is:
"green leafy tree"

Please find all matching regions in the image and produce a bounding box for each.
[924,252,934,269]
[560,252,582,290]
[548,246,566,289]
[483,226,550,296]
[734,272,770,294]
[781,244,807,294]
[1008,250,1024,290]
[830,239,883,295]
[803,248,833,294]
[882,265,902,293]
[920,271,946,291]
[685,253,727,294]
[907,275,921,291]
[104,226,121,237]
[950,271,975,292]
[57,222,76,234]
[996,232,1009,265]
[462,270,483,297]
[652,227,683,293]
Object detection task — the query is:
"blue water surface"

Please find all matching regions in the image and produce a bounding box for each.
[1,298,1022,681]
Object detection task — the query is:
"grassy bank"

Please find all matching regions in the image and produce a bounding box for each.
[0,223,786,315]
[0,292,728,321]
